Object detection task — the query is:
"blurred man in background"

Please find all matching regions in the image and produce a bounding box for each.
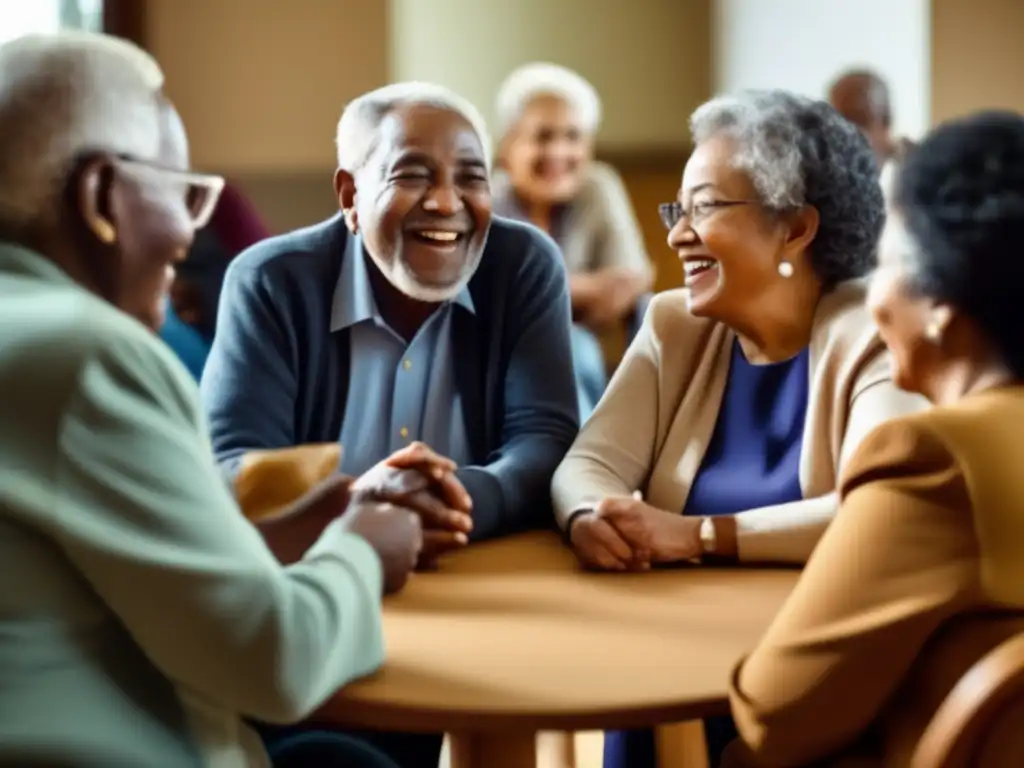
[828,68,895,165]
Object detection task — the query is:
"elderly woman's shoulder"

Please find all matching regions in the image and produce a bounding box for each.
[641,278,880,350]
[816,277,879,346]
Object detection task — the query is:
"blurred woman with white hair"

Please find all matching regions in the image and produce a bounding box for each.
[492,62,654,419]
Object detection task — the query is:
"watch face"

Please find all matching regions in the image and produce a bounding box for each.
[699,518,715,552]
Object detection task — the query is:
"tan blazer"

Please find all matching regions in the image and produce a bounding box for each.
[728,387,1024,767]
[551,280,926,562]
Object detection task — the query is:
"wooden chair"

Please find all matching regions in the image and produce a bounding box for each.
[911,632,1024,768]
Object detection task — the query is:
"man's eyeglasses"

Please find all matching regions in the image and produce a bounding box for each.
[114,157,226,229]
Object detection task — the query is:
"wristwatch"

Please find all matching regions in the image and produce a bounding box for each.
[699,516,717,556]
[698,515,739,564]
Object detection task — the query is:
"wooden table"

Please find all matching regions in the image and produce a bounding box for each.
[317,532,798,768]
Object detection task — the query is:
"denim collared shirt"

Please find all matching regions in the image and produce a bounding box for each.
[331,239,474,478]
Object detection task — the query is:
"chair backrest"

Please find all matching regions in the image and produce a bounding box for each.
[911,632,1024,768]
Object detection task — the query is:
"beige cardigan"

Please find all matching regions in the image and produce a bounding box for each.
[551,279,927,563]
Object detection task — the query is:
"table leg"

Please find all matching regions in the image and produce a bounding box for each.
[657,721,709,768]
[449,730,538,768]
[537,731,576,768]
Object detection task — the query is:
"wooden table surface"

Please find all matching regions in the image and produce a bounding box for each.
[317,531,799,767]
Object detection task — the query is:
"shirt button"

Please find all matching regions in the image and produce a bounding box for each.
[399,427,409,439]
[403,359,412,370]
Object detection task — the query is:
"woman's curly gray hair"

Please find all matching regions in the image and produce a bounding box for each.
[690,89,884,287]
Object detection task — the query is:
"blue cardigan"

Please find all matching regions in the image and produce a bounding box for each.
[200,214,580,540]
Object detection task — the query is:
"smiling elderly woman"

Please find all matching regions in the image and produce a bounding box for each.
[550,90,927,767]
[491,63,653,418]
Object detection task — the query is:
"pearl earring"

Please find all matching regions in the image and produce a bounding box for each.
[778,261,794,278]
[925,321,941,342]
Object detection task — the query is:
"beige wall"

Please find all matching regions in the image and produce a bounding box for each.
[391,0,710,151]
[150,0,708,171]
[148,0,389,174]
[148,0,1024,170]
[931,0,1024,122]
[145,0,1024,233]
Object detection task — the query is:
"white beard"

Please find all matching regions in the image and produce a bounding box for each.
[367,249,482,303]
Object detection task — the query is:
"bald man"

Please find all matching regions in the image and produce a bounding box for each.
[828,69,895,165]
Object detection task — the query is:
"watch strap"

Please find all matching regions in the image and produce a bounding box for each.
[702,515,739,565]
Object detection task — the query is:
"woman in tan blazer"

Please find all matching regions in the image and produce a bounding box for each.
[550,90,925,767]
[724,111,1024,766]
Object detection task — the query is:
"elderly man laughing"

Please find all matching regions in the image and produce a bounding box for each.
[200,82,580,767]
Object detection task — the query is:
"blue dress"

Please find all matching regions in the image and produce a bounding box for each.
[604,340,810,768]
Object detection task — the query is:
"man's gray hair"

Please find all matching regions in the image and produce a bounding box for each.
[494,62,601,140]
[0,31,165,231]
[335,82,492,173]
[690,89,885,287]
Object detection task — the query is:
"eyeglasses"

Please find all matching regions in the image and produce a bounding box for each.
[658,199,759,230]
[113,157,226,229]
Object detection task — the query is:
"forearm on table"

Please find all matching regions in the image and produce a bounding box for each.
[461,450,566,541]
[252,472,352,564]
[731,493,838,564]
[255,504,335,565]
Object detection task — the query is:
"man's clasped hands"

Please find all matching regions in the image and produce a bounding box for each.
[270,442,473,594]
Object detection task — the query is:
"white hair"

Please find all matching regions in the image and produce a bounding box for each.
[0,31,165,231]
[335,81,492,173]
[494,62,602,140]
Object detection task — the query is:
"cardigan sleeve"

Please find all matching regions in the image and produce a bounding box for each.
[201,253,300,477]
[54,330,384,725]
[458,229,580,540]
[728,417,980,766]
[551,293,663,528]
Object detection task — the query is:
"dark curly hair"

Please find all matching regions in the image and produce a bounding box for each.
[690,90,885,288]
[895,110,1024,377]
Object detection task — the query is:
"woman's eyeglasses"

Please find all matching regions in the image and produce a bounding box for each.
[658,199,758,230]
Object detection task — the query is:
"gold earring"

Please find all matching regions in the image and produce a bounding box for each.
[92,218,117,245]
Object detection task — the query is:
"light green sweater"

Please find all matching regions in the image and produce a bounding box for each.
[0,244,385,767]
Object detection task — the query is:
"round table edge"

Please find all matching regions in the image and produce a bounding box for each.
[314,695,732,733]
